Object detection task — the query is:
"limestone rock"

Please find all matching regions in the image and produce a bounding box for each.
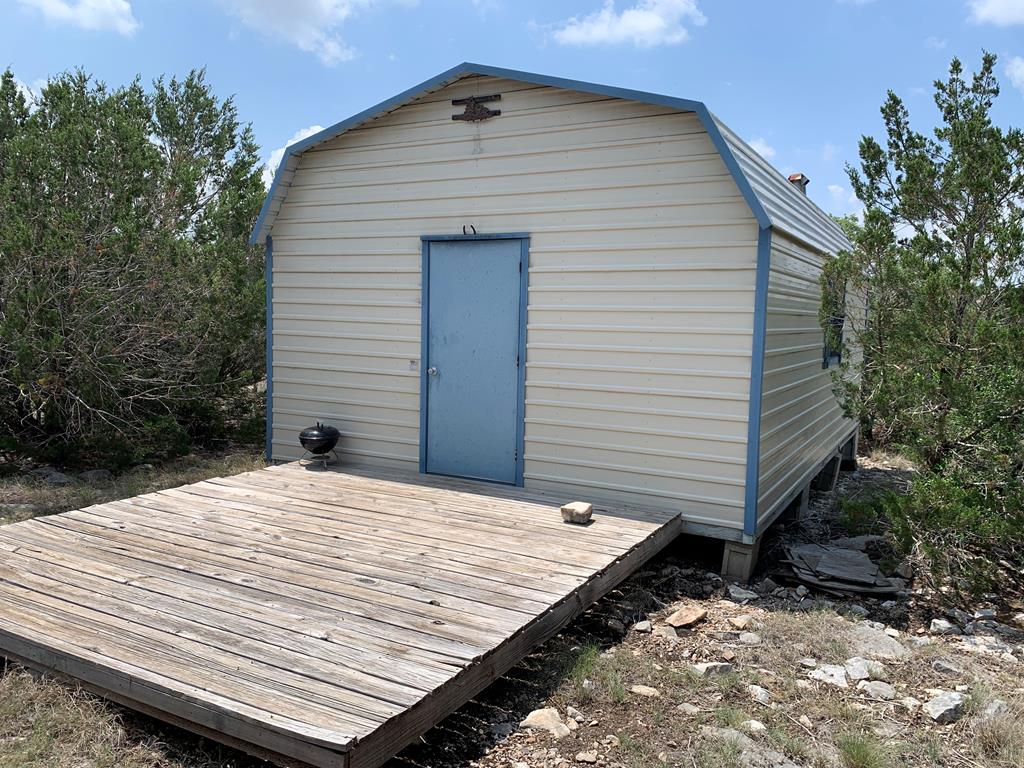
[740,719,767,734]
[857,680,897,700]
[729,614,754,630]
[923,691,967,723]
[630,684,660,697]
[844,656,885,681]
[739,632,762,646]
[652,625,678,641]
[808,664,848,688]
[566,706,585,723]
[900,696,922,713]
[947,608,973,626]
[666,606,707,628]
[692,661,734,676]
[676,702,700,715]
[798,657,817,668]
[520,707,570,738]
[633,620,652,633]
[930,618,960,635]
[748,684,771,705]
[728,585,759,602]
[575,751,598,763]
[699,727,801,768]
[931,659,962,676]
[849,622,911,660]
[561,501,593,524]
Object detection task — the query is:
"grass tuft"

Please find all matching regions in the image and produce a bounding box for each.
[837,732,889,768]
[974,707,1024,765]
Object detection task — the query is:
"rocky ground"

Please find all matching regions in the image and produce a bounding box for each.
[388,453,1024,768]
[0,452,1022,768]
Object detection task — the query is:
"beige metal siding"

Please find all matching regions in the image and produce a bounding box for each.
[269,75,759,530]
[756,230,856,525]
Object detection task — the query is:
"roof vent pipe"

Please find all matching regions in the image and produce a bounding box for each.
[787,173,810,194]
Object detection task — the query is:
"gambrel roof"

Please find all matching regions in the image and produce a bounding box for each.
[251,62,851,255]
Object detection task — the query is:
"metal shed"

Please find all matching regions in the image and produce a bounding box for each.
[252,62,857,576]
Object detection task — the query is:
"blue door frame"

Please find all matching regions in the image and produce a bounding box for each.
[419,233,529,486]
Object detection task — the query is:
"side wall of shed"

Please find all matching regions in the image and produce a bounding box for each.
[267,74,760,532]
[756,229,857,528]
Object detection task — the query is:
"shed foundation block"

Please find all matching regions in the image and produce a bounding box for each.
[795,483,811,520]
[840,431,859,471]
[811,453,842,493]
[721,539,761,583]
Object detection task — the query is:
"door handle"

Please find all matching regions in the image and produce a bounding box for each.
[427,366,439,376]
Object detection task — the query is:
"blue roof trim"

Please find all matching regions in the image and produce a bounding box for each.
[249,62,771,243]
[694,105,771,230]
[251,62,477,245]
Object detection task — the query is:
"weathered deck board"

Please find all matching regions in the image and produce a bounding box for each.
[0,463,681,768]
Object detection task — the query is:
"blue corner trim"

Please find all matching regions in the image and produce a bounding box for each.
[264,235,274,461]
[514,236,529,487]
[419,233,529,486]
[742,226,772,536]
[249,62,772,244]
[418,237,430,475]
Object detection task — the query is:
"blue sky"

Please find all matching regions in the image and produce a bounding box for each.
[4,0,1024,217]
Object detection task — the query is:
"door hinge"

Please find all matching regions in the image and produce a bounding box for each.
[514,449,518,461]
[518,260,522,273]
[516,354,520,367]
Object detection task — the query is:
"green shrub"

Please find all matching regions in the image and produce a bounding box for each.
[0,68,265,464]
[825,53,1024,591]
[882,474,1024,592]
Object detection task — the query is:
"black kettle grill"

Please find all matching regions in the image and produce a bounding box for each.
[298,422,340,468]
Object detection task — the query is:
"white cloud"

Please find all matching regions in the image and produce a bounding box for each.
[18,0,139,35]
[1007,56,1024,94]
[552,0,706,48]
[263,125,325,188]
[828,183,860,209]
[14,78,36,104]
[11,74,47,109]
[924,35,947,49]
[821,141,839,163]
[968,0,1024,25]
[826,184,864,222]
[220,0,414,65]
[748,137,776,160]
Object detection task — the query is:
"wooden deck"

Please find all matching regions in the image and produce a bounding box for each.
[0,463,681,768]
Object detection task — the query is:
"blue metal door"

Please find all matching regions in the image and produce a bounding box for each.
[422,237,526,484]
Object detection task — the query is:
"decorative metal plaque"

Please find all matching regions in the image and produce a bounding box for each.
[452,94,501,122]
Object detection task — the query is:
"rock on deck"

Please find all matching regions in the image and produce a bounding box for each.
[0,463,681,768]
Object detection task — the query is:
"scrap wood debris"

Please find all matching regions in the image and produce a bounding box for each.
[783,543,901,597]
